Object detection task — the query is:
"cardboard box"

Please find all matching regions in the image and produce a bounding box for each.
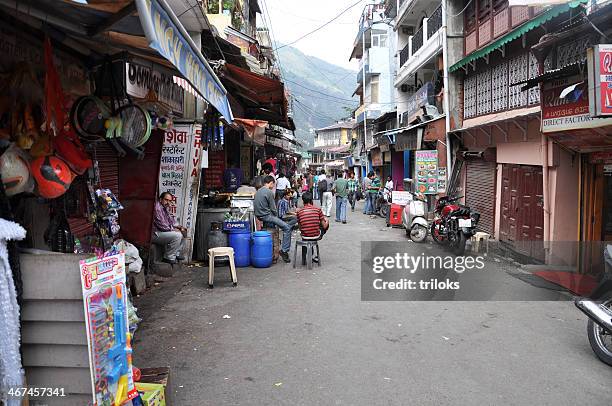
[135,382,165,406]
[139,367,172,406]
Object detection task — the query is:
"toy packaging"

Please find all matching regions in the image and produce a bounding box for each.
[80,252,138,405]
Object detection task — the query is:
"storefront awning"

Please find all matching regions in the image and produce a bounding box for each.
[514,61,585,90]
[234,118,268,146]
[449,0,587,73]
[454,106,540,132]
[135,0,233,120]
[219,63,295,130]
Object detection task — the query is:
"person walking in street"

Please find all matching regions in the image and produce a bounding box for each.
[317,170,327,205]
[333,172,349,223]
[151,192,186,264]
[275,172,291,202]
[368,172,382,218]
[313,171,320,201]
[347,171,360,212]
[254,176,295,263]
[320,171,333,217]
[363,172,373,215]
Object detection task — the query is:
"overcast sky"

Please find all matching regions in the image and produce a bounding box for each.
[262,0,367,71]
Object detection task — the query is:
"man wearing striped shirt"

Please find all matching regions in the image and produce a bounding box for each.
[297,192,329,239]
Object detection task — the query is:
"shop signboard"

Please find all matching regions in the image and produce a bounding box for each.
[158,123,203,261]
[135,0,233,121]
[542,74,612,132]
[79,253,138,406]
[588,45,612,117]
[125,61,184,113]
[404,82,434,123]
[371,148,383,166]
[590,151,612,164]
[415,150,438,194]
[392,191,412,206]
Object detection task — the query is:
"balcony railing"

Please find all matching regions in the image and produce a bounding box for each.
[427,4,443,39]
[412,24,424,54]
[400,42,411,67]
[398,3,443,70]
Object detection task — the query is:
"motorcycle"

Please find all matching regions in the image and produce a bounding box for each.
[574,244,612,366]
[430,195,480,255]
[401,192,428,242]
[374,188,391,219]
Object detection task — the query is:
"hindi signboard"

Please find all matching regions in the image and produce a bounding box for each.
[415,150,439,194]
[158,123,203,261]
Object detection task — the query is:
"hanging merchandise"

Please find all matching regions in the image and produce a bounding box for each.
[43,37,93,174]
[219,120,224,146]
[0,219,27,406]
[31,155,75,199]
[0,144,34,196]
[79,252,138,406]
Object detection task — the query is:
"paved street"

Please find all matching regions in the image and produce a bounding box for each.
[134,200,612,406]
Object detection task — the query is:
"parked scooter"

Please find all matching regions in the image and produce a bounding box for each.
[575,244,612,366]
[401,192,428,242]
[430,195,480,255]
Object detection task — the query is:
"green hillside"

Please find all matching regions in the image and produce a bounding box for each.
[277,46,358,149]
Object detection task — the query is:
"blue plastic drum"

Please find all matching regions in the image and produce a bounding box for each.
[228,230,251,267]
[251,231,273,268]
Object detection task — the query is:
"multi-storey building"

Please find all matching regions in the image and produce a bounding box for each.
[349,2,396,179]
[447,0,602,265]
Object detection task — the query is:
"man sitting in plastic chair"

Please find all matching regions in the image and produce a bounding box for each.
[296,192,329,263]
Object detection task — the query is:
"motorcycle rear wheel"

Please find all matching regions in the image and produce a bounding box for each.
[587,296,612,366]
[451,232,467,256]
[431,222,444,244]
[380,203,390,219]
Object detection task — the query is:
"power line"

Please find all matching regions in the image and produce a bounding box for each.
[275,0,364,51]
[292,90,356,106]
[283,78,357,101]
[261,0,285,80]
[294,99,341,121]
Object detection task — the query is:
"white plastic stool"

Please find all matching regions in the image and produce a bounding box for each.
[208,247,237,288]
[472,232,491,255]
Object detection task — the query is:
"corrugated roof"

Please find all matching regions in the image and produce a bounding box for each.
[315,121,356,132]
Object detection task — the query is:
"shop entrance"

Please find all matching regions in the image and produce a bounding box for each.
[579,161,612,274]
[500,164,544,261]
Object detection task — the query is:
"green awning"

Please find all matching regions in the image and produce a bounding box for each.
[449,0,587,73]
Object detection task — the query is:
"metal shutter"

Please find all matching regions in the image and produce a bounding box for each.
[465,160,496,235]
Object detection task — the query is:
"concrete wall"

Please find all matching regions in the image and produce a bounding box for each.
[446,0,466,130]
[21,252,93,406]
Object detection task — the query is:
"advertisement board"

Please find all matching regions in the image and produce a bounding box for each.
[415,150,438,194]
[542,74,612,132]
[125,62,184,113]
[588,45,612,117]
[158,123,203,261]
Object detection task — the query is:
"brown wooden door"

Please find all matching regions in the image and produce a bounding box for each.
[500,164,544,260]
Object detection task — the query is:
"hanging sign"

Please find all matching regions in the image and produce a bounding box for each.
[125,62,184,113]
[135,0,233,121]
[371,148,383,166]
[158,123,203,262]
[437,167,447,193]
[588,45,612,117]
[415,150,439,194]
[80,253,138,406]
[204,149,226,188]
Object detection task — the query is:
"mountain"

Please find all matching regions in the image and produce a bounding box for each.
[277,45,358,150]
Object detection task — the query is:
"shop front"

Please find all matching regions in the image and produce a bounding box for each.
[0,1,234,404]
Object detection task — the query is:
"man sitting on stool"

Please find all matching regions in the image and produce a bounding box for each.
[296,192,329,263]
[152,192,186,264]
[254,176,296,263]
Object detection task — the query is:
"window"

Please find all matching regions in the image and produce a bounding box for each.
[207,0,220,13]
[371,33,388,48]
[479,0,492,22]
[370,75,379,104]
[465,0,476,33]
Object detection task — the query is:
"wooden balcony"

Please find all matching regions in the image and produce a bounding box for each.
[464,6,545,57]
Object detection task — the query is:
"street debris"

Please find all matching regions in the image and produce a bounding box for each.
[223,314,231,319]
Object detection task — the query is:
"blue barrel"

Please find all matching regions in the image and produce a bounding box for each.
[228,230,251,267]
[251,231,273,268]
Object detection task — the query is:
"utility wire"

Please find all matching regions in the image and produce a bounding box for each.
[283,78,357,101]
[261,0,285,79]
[294,99,342,121]
[275,0,365,51]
